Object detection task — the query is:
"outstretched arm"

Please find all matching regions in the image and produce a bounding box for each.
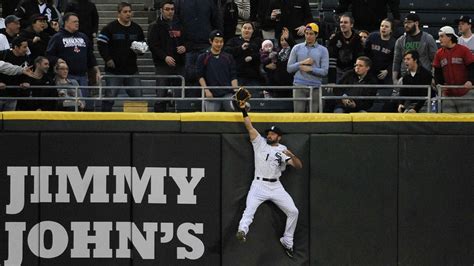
[241,109,259,141]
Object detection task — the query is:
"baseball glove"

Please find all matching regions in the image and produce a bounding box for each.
[234,87,251,109]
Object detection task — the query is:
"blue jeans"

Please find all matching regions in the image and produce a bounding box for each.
[0,99,17,111]
[68,74,91,110]
[204,93,234,112]
[102,73,142,112]
[154,65,184,112]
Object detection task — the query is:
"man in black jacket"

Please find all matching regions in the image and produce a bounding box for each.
[334,56,378,113]
[97,2,145,112]
[398,50,433,113]
[19,14,50,61]
[148,0,186,112]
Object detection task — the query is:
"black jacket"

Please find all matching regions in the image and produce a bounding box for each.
[224,36,262,80]
[19,26,50,61]
[335,69,378,112]
[401,66,433,112]
[148,16,185,67]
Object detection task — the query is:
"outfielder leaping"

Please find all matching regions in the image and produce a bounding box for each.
[235,89,303,258]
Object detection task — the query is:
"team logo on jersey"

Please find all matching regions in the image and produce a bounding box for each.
[275,152,283,166]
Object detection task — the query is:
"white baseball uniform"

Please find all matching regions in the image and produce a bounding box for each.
[238,135,299,249]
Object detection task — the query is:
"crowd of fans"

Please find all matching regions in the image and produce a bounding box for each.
[0,0,472,113]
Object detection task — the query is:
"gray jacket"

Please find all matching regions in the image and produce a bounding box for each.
[392,31,437,78]
[0,60,23,76]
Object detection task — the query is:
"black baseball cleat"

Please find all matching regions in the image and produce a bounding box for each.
[236,230,247,243]
[280,242,294,258]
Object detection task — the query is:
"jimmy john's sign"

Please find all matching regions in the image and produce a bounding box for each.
[2,166,207,265]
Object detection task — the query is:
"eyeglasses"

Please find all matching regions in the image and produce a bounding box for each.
[57,67,69,70]
[354,64,366,67]
[163,7,175,11]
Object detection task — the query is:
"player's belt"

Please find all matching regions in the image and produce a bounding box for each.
[256,177,278,182]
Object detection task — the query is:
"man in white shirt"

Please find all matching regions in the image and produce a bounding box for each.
[455,16,474,54]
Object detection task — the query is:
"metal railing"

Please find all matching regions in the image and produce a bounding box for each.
[436,85,474,113]
[2,76,474,113]
[319,84,433,113]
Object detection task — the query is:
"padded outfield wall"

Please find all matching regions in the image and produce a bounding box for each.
[0,112,472,265]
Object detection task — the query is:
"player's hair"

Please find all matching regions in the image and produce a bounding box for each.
[403,50,420,63]
[11,36,28,48]
[63,12,78,23]
[340,13,354,25]
[118,2,132,12]
[160,0,174,8]
[356,56,372,68]
[34,56,48,66]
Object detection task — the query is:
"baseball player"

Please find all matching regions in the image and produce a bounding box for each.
[235,101,303,258]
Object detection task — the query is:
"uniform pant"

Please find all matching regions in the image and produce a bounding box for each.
[238,180,299,248]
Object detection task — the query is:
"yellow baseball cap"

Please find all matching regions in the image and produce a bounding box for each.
[305,23,319,33]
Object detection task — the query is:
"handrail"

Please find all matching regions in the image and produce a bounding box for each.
[436,85,474,113]
[3,82,473,113]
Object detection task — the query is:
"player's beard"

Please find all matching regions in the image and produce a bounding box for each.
[266,138,277,145]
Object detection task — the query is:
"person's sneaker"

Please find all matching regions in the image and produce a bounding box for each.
[280,241,294,258]
[236,230,246,243]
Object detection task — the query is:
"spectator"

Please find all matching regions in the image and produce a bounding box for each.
[54,60,84,111]
[0,60,38,111]
[14,0,60,29]
[328,14,364,83]
[335,0,400,32]
[148,0,186,112]
[263,27,295,97]
[97,2,145,112]
[455,16,474,54]
[222,0,239,41]
[224,21,262,95]
[19,14,50,61]
[287,22,329,112]
[253,0,281,41]
[334,56,378,113]
[277,0,313,43]
[233,0,251,37]
[433,26,474,113]
[359,30,369,47]
[398,50,433,113]
[0,15,21,50]
[392,13,437,84]
[198,30,238,112]
[175,0,221,91]
[0,36,31,111]
[64,0,99,43]
[364,19,395,111]
[260,39,278,87]
[17,56,57,110]
[46,12,100,110]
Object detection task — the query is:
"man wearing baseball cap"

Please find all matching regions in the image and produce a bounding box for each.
[433,26,474,113]
[0,15,21,50]
[392,13,437,84]
[287,22,329,113]
[455,15,473,54]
